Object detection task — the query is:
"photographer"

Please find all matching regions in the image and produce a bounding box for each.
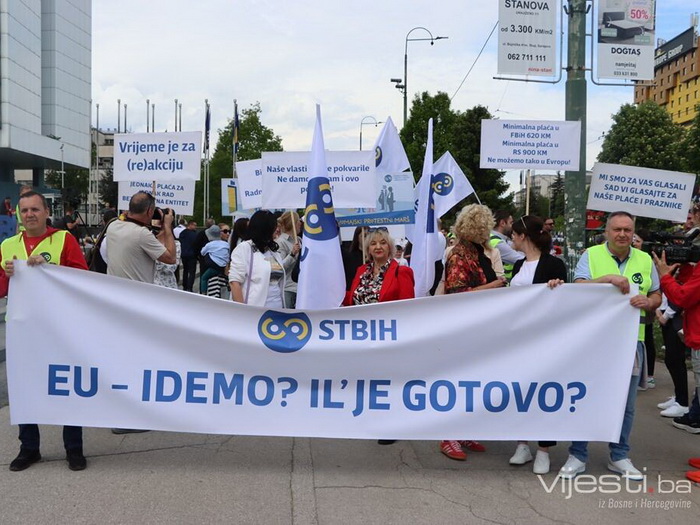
[105,191,176,284]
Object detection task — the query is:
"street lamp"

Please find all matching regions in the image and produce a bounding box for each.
[394,27,448,127]
[59,143,65,193]
[359,116,382,151]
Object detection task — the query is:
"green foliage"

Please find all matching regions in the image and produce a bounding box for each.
[681,105,700,178]
[45,167,89,209]
[193,102,283,222]
[400,92,513,227]
[549,172,565,219]
[598,101,685,171]
[98,168,118,210]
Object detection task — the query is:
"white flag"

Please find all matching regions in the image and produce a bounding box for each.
[295,106,345,310]
[432,151,476,217]
[373,116,410,174]
[408,119,443,298]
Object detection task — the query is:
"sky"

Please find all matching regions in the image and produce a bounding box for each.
[92,0,694,193]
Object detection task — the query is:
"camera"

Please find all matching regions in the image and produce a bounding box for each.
[641,229,700,264]
[150,207,173,234]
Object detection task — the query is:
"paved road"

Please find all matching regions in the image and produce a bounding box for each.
[1,337,698,524]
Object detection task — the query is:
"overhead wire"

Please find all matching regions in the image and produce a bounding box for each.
[450,21,498,101]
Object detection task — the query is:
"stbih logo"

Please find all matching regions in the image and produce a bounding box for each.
[375,146,383,167]
[304,179,337,241]
[384,174,393,183]
[631,273,643,285]
[431,172,454,196]
[258,310,312,353]
[40,252,52,263]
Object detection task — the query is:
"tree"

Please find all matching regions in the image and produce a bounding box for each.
[598,100,685,171]
[549,172,565,218]
[400,92,513,227]
[681,105,700,179]
[98,168,118,210]
[193,102,283,222]
[45,167,89,210]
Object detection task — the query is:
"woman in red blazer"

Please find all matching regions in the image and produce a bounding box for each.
[344,227,414,446]
[344,228,414,306]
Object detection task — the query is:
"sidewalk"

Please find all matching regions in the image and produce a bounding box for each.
[0,355,698,524]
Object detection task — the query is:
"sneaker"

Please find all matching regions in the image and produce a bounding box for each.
[673,415,700,434]
[657,396,676,410]
[377,440,396,445]
[660,402,689,418]
[687,470,700,483]
[646,377,656,389]
[607,458,643,481]
[111,428,150,435]
[66,448,87,471]
[459,440,486,452]
[533,450,550,475]
[689,457,700,469]
[558,455,586,479]
[440,440,467,461]
[9,449,41,472]
[509,444,533,465]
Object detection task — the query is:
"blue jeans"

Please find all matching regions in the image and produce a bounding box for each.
[569,341,643,462]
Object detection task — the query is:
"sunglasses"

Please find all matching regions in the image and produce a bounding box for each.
[221,229,230,234]
[367,227,388,233]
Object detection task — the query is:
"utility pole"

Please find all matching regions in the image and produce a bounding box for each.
[564,0,588,262]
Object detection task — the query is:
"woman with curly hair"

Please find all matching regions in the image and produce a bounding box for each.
[439,204,504,461]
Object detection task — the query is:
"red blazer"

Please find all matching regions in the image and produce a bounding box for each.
[344,259,415,305]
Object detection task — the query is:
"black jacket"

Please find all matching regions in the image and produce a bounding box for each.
[511,253,567,284]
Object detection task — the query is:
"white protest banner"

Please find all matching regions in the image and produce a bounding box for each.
[262,151,375,209]
[113,131,202,181]
[596,0,656,80]
[480,119,581,170]
[586,163,695,222]
[497,0,558,77]
[117,180,196,215]
[221,178,252,216]
[335,172,415,228]
[7,262,638,442]
[236,159,263,209]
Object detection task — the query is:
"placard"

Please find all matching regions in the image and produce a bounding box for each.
[117,180,196,215]
[480,119,581,170]
[113,131,202,181]
[586,163,694,222]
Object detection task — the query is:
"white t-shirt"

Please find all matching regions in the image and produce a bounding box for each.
[510,259,538,287]
[105,220,166,283]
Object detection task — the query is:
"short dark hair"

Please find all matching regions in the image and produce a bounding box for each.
[493,209,512,226]
[129,191,155,214]
[19,191,49,210]
[606,211,634,228]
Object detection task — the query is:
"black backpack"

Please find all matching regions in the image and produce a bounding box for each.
[87,218,118,273]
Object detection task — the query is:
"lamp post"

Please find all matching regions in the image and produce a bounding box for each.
[59,143,65,193]
[393,27,448,127]
[359,116,381,151]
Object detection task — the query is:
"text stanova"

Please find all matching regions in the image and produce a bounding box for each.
[267,163,369,194]
[593,173,687,210]
[46,317,589,417]
[120,139,196,173]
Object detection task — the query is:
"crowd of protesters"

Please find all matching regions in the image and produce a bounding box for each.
[1,188,699,485]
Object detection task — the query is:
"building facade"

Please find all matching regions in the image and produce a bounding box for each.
[0,0,91,199]
[634,26,699,126]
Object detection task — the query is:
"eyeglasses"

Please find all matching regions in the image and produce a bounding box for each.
[221,229,230,234]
